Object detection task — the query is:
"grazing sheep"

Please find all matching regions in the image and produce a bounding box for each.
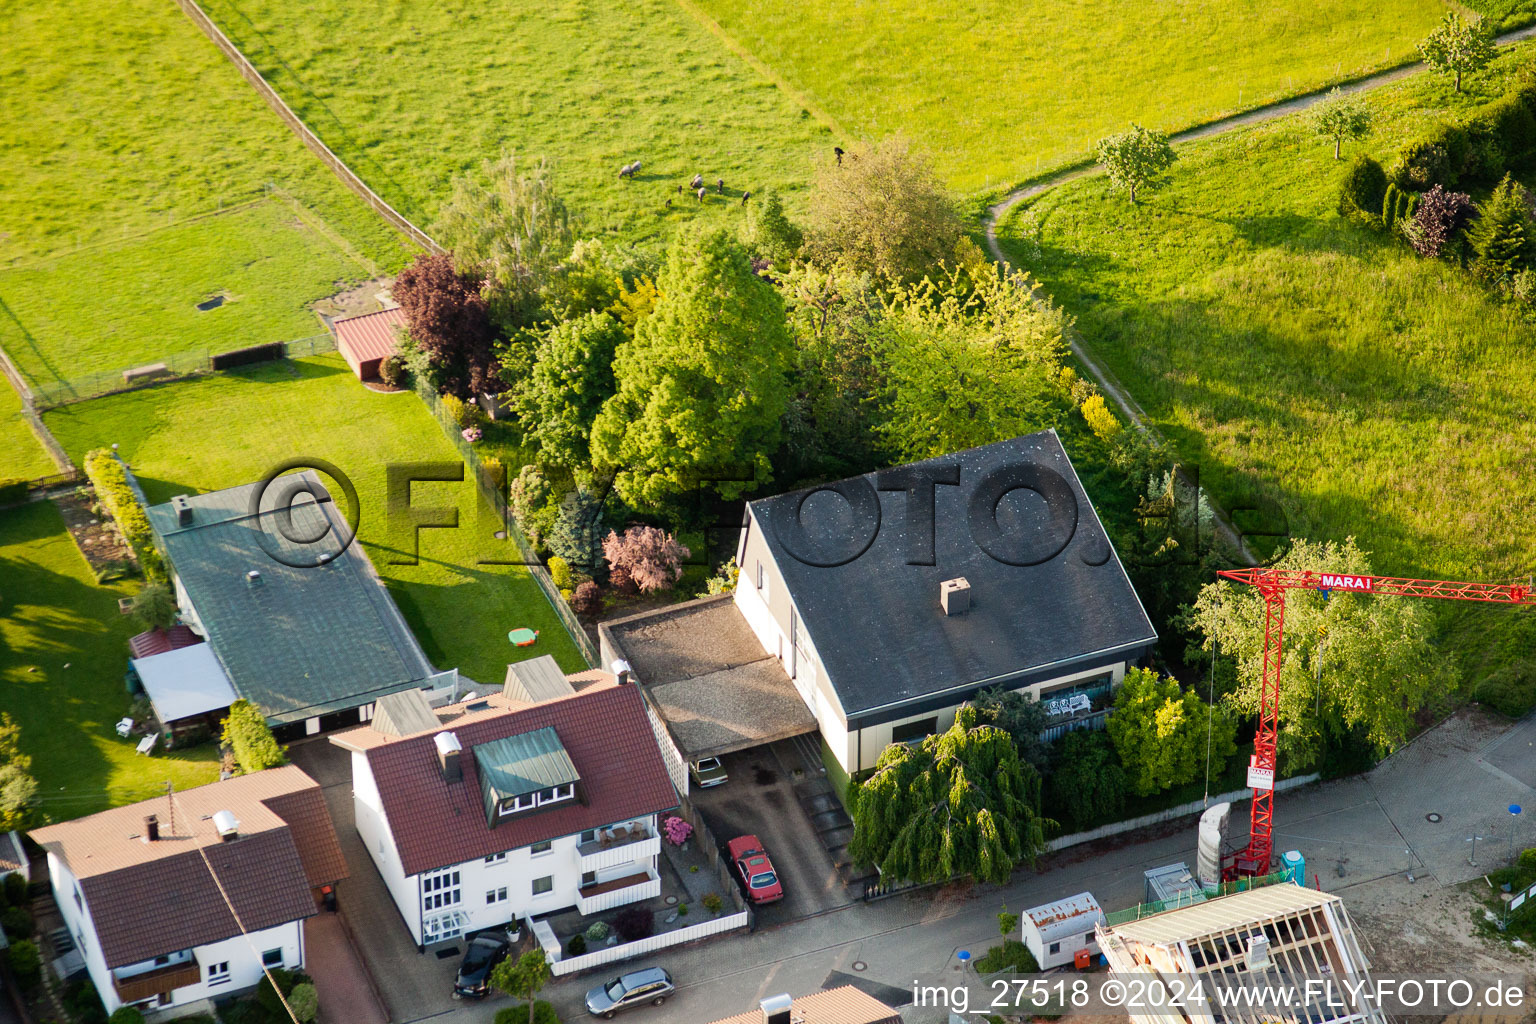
[618,161,642,179]
[665,198,673,208]
[834,146,844,165]
[741,191,751,205]
[696,186,707,202]
[690,173,704,190]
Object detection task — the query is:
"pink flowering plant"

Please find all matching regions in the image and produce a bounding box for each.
[461,426,483,443]
[662,815,693,846]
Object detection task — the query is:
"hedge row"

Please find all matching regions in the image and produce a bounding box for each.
[1389,79,1536,193]
[210,341,285,371]
[82,449,165,582]
[220,699,287,774]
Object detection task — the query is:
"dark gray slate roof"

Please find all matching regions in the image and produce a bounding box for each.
[146,473,435,724]
[747,431,1156,720]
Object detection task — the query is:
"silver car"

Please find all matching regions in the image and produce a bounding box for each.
[584,966,675,1018]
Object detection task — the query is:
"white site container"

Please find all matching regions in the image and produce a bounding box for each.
[1021,892,1104,970]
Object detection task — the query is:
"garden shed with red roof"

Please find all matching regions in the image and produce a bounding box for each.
[332,306,406,380]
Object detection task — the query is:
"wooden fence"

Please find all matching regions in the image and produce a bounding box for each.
[170,0,440,254]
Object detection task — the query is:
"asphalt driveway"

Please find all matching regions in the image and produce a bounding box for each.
[688,740,853,926]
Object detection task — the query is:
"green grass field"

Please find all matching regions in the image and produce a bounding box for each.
[43,355,586,685]
[0,0,415,391]
[993,45,1536,664]
[0,200,373,391]
[0,501,220,820]
[0,381,54,481]
[198,0,833,241]
[694,0,1451,193]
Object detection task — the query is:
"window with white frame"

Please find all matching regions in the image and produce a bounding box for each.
[423,869,462,911]
[262,948,284,969]
[485,852,507,865]
[531,840,552,855]
[581,828,598,844]
[486,887,508,905]
[207,961,231,985]
[532,876,553,897]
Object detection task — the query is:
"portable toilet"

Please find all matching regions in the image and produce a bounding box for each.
[1021,893,1103,971]
[1282,850,1306,886]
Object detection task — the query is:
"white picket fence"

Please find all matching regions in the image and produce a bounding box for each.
[547,910,750,977]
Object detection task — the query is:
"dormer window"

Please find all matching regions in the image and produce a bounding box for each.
[495,783,574,816]
[474,726,582,828]
[497,793,536,816]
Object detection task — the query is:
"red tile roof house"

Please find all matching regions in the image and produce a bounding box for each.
[332,306,406,381]
[30,766,347,1017]
[330,660,680,949]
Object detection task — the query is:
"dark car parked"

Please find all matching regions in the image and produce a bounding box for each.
[584,966,675,1017]
[453,931,511,999]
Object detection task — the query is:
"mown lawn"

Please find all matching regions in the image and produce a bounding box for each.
[0,200,370,393]
[0,381,54,481]
[0,0,414,387]
[43,355,586,685]
[993,45,1536,669]
[196,0,832,241]
[692,0,1449,193]
[0,501,220,820]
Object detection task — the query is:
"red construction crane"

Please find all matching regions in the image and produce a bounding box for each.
[1214,568,1535,877]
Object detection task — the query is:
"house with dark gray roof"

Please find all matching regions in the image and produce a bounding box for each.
[330,665,679,948]
[606,431,1156,779]
[142,472,443,740]
[31,766,346,1017]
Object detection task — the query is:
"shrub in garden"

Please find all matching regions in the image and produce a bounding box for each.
[1338,154,1387,226]
[612,906,654,942]
[571,581,602,617]
[1520,847,1536,874]
[1514,268,1536,305]
[2,904,34,939]
[83,449,165,582]
[662,815,693,845]
[108,1008,146,1024]
[547,486,606,572]
[1390,139,1453,192]
[973,938,1039,975]
[1380,184,1418,233]
[1403,185,1474,258]
[566,933,587,956]
[1080,394,1120,441]
[509,465,553,549]
[601,526,690,593]
[1469,174,1536,282]
[221,700,287,773]
[1044,729,1126,831]
[64,978,107,1024]
[3,871,26,907]
[583,920,611,943]
[288,982,319,1023]
[8,939,39,993]
[703,892,723,914]
[699,557,740,597]
[608,564,637,595]
[256,969,299,1018]
[546,555,572,590]
[493,1003,560,1024]
[378,354,408,388]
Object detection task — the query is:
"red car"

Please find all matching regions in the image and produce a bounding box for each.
[727,834,784,904]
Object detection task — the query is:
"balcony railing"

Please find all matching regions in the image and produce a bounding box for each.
[113,957,202,1003]
[576,868,660,915]
[577,825,659,873]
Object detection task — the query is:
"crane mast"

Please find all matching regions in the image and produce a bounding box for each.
[1214,568,1533,877]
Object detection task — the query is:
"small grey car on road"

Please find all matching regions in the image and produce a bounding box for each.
[584,966,675,1017]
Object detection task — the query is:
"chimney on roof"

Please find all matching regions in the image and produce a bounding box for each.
[246,569,263,587]
[171,494,193,527]
[142,814,160,843]
[435,731,463,783]
[940,577,971,616]
[212,810,239,842]
[760,994,793,1024]
[611,659,632,686]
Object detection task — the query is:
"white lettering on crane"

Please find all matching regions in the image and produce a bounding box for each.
[1318,574,1372,590]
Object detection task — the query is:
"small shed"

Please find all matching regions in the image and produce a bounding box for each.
[1022,892,1103,970]
[333,306,407,380]
[130,643,238,738]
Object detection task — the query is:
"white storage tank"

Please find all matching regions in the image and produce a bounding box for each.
[1021,892,1103,970]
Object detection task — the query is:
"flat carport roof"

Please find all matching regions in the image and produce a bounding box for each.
[601,596,817,761]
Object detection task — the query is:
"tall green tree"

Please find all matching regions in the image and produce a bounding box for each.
[1469,174,1535,282]
[1044,730,1126,831]
[803,136,963,284]
[1182,537,1451,771]
[128,581,178,631]
[0,714,37,831]
[745,190,805,267]
[875,264,1070,460]
[220,700,287,774]
[848,705,1050,885]
[972,685,1050,769]
[433,151,574,328]
[591,227,792,508]
[1308,88,1374,160]
[1096,125,1177,203]
[514,311,625,469]
[1105,667,1237,797]
[1418,12,1496,93]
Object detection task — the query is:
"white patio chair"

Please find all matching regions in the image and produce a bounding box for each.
[136,734,157,756]
[115,717,134,738]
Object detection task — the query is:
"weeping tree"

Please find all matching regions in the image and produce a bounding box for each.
[848,705,1050,885]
